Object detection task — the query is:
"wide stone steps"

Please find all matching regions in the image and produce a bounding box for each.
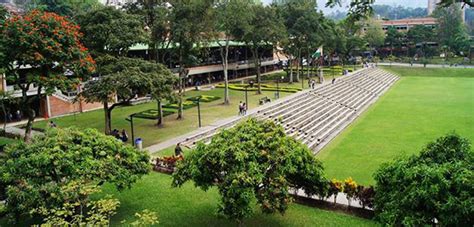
[180,68,400,153]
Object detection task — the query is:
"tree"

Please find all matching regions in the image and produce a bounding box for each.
[0,91,15,131]
[385,26,403,56]
[168,0,214,119]
[0,10,95,142]
[77,6,146,58]
[326,19,366,67]
[325,0,473,21]
[278,0,325,83]
[374,133,474,226]
[434,4,471,56]
[173,118,328,223]
[150,64,177,126]
[0,127,150,223]
[21,0,100,17]
[80,56,173,134]
[406,25,436,58]
[213,0,253,104]
[124,0,171,63]
[33,181,120,226]
[364,18,385,51]
[242,4,285,94]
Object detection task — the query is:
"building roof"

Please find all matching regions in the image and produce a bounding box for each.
[381,17,438,27]
[129,40,249,51]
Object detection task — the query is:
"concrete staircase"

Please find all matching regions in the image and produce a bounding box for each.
[180,68,399,153]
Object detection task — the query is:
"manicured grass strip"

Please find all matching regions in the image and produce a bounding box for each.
[98,172,378,227]
[318,67,474,185]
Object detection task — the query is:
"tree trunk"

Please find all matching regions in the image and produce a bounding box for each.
[220,39,230,105]
[256,57,262,95]
[23,107,35,142]
[177,71,184,120]
[306,51,311,79]
[103,101,112,135]
[252,46,262,94]
[157,100,163,126]
[296,49,301,82]
[2,104,6,132]
[289,56,294,84]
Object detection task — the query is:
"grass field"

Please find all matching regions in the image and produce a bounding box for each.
[33,86,294,147]
[318,67,474,185]
[97,172,378,227]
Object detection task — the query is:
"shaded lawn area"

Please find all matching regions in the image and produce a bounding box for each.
[98,172,378,227]
[33,87,293,147]
[318,67,474,185]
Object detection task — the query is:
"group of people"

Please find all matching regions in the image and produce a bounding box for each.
[238,101,247,116]
[111,129,129,142]
[4,110,23,122]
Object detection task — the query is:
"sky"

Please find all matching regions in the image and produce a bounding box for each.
[262,0,428,13]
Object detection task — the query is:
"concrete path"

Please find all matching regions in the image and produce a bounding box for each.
[5,125,43,138]
[378,62,474,68]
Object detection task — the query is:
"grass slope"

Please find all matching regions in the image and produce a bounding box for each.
[99,173,377,227]
[318,67,474,185]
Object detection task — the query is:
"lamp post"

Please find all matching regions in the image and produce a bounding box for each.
[276,77,280,99]
[126,114,135,146]
[196,97,202,128]
[245,85,249,111]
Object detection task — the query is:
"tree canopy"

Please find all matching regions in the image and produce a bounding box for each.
[77,6,147,57]
[434,4,471,55]
[0,127,150,222]
[374,133,474,226]
[0,10,95,141]
[173,118,328,223]
[80,56,175,134]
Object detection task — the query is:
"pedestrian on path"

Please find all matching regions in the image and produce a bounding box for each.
[175,143,183,156]
[242,103,247,115]
[238,101,244,116]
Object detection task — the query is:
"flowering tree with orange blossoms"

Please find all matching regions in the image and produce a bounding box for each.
[0,10,95,141]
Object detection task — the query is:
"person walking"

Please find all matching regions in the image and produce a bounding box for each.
[242,103,247,115]
[238,101,243,116]
[175,143,183,156]
[332,78,336,84]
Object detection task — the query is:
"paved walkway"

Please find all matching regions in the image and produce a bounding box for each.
[378,62,474,68]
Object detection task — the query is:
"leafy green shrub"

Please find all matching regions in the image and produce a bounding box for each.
[0,128,150,223]
[186,95,220,102]
[216,84,301,93]
[133,109,175,119]
[173,118,327,223]
[374,133,474,226]
[163,101,197,110]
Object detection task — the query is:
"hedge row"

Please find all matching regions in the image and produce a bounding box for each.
[216,84,302,93]
[133,95,221,119]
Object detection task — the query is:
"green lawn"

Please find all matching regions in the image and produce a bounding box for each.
[34,85,294,147]
[98,172,377,227]
[318,67,474,185]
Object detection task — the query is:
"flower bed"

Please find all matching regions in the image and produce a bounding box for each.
[186,95,220,102]
[153,155,183,174]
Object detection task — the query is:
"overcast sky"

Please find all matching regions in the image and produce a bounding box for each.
[262,0,427,13]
